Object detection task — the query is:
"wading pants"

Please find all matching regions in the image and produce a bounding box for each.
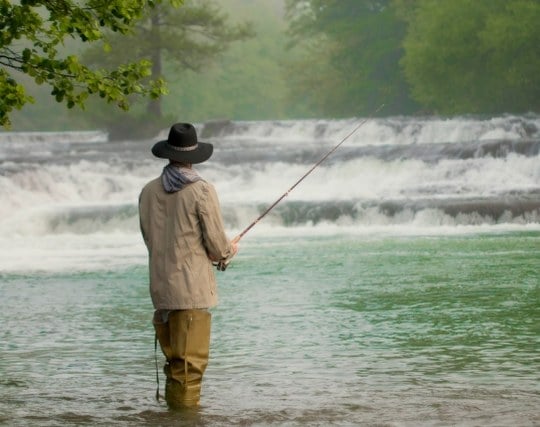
[153,309,211,409]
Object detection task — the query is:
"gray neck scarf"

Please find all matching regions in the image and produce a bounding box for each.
[161,164,202,193]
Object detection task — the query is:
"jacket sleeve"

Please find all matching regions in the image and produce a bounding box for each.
[138,189,150,249]
[198,182,234,261]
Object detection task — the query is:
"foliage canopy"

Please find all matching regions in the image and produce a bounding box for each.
[81,0,253,135]
[285,0,540,117]
[401,0,540,114]
[285,0,418,117]
[2,0,539,130]
[0,0,180,127]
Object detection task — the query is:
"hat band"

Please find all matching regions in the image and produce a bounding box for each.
[168,143,198,152]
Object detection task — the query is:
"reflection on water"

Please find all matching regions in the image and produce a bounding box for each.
[1,233,539,426]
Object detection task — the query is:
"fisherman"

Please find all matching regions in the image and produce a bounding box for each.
[139,122,239,409]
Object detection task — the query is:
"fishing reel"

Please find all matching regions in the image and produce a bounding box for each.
[214,259,231,271]
[214,235,241,271]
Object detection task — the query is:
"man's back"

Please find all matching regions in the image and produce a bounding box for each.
[139,177,232,310]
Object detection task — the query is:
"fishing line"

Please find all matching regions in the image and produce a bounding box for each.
[217,103,385,271]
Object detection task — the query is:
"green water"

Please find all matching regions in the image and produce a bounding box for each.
[1,232,539,426]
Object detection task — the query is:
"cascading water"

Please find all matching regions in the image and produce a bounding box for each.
[0,114,539,272]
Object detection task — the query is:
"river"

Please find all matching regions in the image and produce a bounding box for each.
[1,115,539,425]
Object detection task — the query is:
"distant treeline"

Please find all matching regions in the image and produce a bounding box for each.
[9,0,540,133]
[285,0,540,117]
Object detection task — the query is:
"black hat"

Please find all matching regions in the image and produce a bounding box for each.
[152,123,213,164]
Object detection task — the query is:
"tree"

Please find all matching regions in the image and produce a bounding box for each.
[160,0,296,122]
[0,0,178,128]
[401,0,540,114]
[284,0,418,117]
[81,0,253,134]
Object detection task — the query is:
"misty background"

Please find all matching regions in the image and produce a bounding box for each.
[5,0,539,137]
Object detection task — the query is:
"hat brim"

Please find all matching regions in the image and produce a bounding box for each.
[151,140,213,164]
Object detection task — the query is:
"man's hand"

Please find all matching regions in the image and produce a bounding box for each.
[230,235,240,256]
[216,236,240,271]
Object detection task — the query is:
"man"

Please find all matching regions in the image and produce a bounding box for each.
[139,122,239,409]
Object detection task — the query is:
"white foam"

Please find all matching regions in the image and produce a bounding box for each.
[0,160,151,221]
[0,232,146,273]
[0,130,108,144]
[211,115,540,146]
[0,116,538,273]
[211,154,540,203]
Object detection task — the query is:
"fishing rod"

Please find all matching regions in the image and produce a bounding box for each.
[217,103,385,271]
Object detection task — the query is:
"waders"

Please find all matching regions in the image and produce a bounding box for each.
[153,309,211,409]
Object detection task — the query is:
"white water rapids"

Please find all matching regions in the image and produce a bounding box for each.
[0,114,539,272]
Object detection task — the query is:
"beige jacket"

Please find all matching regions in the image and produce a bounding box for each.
[139,177,234,310]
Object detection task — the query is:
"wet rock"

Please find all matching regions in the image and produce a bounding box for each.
[200,120,234,138]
